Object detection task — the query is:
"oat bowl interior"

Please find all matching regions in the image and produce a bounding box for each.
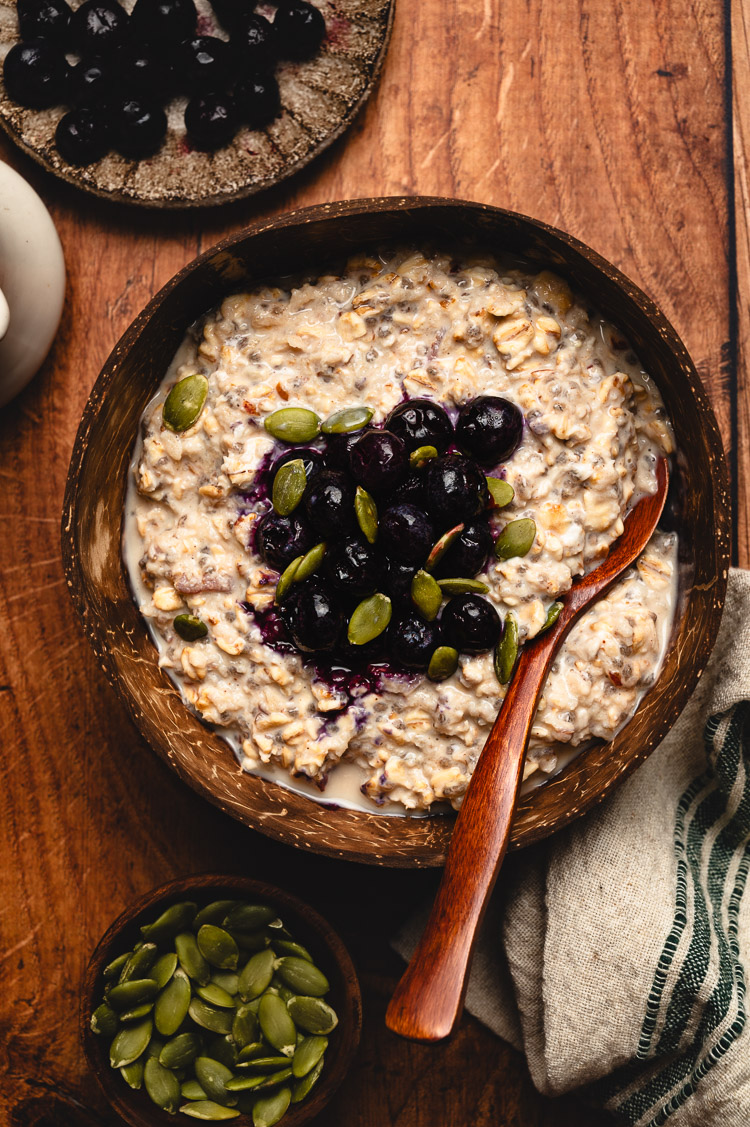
[63,198,730,867]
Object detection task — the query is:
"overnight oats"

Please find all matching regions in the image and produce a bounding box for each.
[124,248,678,813]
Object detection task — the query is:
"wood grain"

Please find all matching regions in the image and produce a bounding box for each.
[0,1,740,1125]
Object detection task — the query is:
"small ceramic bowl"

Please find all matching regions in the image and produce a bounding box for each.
[80,875,362,1127]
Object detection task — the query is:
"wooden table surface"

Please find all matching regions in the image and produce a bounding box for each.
[2,2,749,1125]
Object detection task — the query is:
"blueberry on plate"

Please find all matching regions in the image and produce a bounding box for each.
[425,453,488,527]
[304,469,356,538]
[184,92,239,150]
[324,536,377,597]
[115,97,167,158]
[274,0,325,60]
[3,39,69,108]
[441,594,501,654]
[17,0,72,45]
[69,55,119,105]
[349,430,408,496]
[55,106,111,164]
[381,558,416,605]
[256,510,315,570]
[232,14,277,71]
[116,44,177,101]
[433,518,493,579]
[456,395,523,466]
[386,398,454,454]
[282,582,343,652]
[71,1,130,56]
[234,72,281,128]
[379,503,434,567]
[179,36,236,92]
[272,447,325,482]
[130,0,196,44]
[389,611,439,671]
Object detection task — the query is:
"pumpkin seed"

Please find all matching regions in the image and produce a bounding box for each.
[272,459,307,516]
[144,1054,181,1113]
[224,904,277,933]
[427,645,459,682]
[210,969,239,993]
[236,931,269,955]
[91,1002,119,1038]
[252,1068,293,1092]
[197,983,235,1008]
[486,476,514,508]
[182,1080,208,1100]
[271,940,313,962]
[174,614,208,642]
[253,1086,292,1127]
[410,570,442,621]
[287,996,338,1035]
[236,1056,290,1074]
[109,1017,152,1068]
[147,1036,165,1058]
[437,577,489,595]
[274,556,302,604]
[264,408,320,444]
[120,1060,144,1090]
[152,952,179,990]
[275,958,329,998]
[108,978,159,1012]
[354,485,378,544]
[194,901,240,930]
[180,1101,240,1120]
[141,901,197,943]
[237,1042,266,1063]
[321,406,373,434]
[232,1005,259,1048]
[195,1057,238,1107]
[258,994,296,1057]
[119,1003,154,1023]
[207,1035,239,1071]
[294,542,326,583]
[292,1056,324,1103]
[238,949,276,1001]
[539,600,563,633]
[119,943,158,983]
[494,517,536,560]
[425,523,465,571]
[176,932,211,986]
[163,374,209,433]
[494,612,519,685]
[409,444,438,468]
[103,952,130,980]
[160,1032,202,1071]
[189,997,233,1035]
[224,1075,269,1092]
[154,970,191,1036]
[347,592,392,645]
[292,1036,327,1079]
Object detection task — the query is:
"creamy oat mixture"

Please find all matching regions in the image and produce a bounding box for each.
[125,248,677,812]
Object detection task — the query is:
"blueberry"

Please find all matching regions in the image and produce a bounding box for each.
[69,55,119,105]
[71,1,130,55]
[115,97,167,158]
[3,39,69,108]
[386,398,454,453]
[433,519,493,579]
[184,92,238,150]
[55,106,111,164]
[456,396,523,466]
[425,454,488,527]
[389,611,439,671]
[130,0,196,43]
[349,430,408,496]
[274,0,325,60]
[441,594,501,654]
[179,36,236,92]
[232,14,277,70]
[256,510,315,570]
[282,582,343,652]
[272,447,325,482]
[324,536,377,597]
[209,0,256,34]
[392,472,426,508]
[379,503,434,566]
[304,469,355,537]
[381,558,415,605]
[116,44,177,101]
[234,72,281,128]
[17,0,71,44]
[323,427,371,471]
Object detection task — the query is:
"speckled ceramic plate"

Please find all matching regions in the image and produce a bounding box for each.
[0,0,394,208]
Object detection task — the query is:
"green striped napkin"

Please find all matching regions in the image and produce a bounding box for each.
[396,569,750,1127]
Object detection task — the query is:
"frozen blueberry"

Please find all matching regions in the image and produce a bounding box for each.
[184,92,239,150]
[433,519,493,579]
[71,1,130,55]
[69,55,119,105]
[179,36,236,92]
[274,0,325,60]
[304,469,356,538]
[381,558,416,605]
[130,0,196,43]
[379,503,434,567]
[386,398,454,453]
[389,611,439,671]
[256,510,315,570]
[17,0,72,44]
[115,96,167,158]
[234,72,281,128]
[349,430,408,496]
[116,43,177,101]
[232,14,277,70]
[456,395,523,466]
[324,536,377,597]
[282,582,343,652]
[55,106,111,164]
[323,427,371,472]
[425,454,488,527]
[3,39,69,108]
[441,594,501,654]
[392,472,426,509]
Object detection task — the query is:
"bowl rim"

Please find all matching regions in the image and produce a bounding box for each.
[62,195,731,864]
[80,873,363,1127]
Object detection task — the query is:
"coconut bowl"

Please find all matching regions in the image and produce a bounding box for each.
[62,196,730,866]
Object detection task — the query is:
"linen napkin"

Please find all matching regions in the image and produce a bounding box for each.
[394,568,750,1127]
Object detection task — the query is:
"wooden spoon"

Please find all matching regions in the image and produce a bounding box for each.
[386,457,669,1042]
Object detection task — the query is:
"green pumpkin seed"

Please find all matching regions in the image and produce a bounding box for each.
[154,969,191,1036]
[174,614,209,642]
[152,952,179,990]
[208,971,237,994]
[354,486,378,544]
[287,996,338,1036]
[237,1042,266,1063]
[103,952,130,980]
[176,931,211,986]
[144,1054,181,1113]
[194,901,240,930]
[275,958,329,998]
[181,1102,240,1120]
[292,1056,324,1103]
[494,612,519,685]
[425,523,465,571]
[107,978,159,1012]
[272,459,307,516]
[539,600,563,633]
[253,1068,293,1092]
[409,444,438,468]
[119,943,158,983]
[91,1002,119,1038]
[109,1017,152,1068]
[194,1057,238,1107]
[321,405,373,434]
[347,592,392,645]
[437,577,489,595]
[224,904,277,933]
[236,931,270,955]
[239,947,275,1002]
[196,983,235,1008]
[197,924,239,971]
[141,901,197,943]
[120,1060,144,1090]
[236,1056,290,1074]
[264,408,320,444]
[189,998,233,1035]
[410,570,442,621]
[182,1080,208,1100]
[160,1032,202,1071]
[147,1036,165,1058]
[294,542,326,583]
[271,940,313,962]
[253,1086,291,1127]
[224,1075,269,1092]
[207,1034,239,1071]
[231,1005,259,1048]
[274,557,302,604]
[486,476,514,508]
[427,645,459,682]
[119,1003,154,1023]
[494,517,536,560]
[163,374,209,433]
[292,1036,327,1079]
[258,994,296,1057]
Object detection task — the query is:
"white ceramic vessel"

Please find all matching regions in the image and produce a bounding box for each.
[0,161,65,407]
